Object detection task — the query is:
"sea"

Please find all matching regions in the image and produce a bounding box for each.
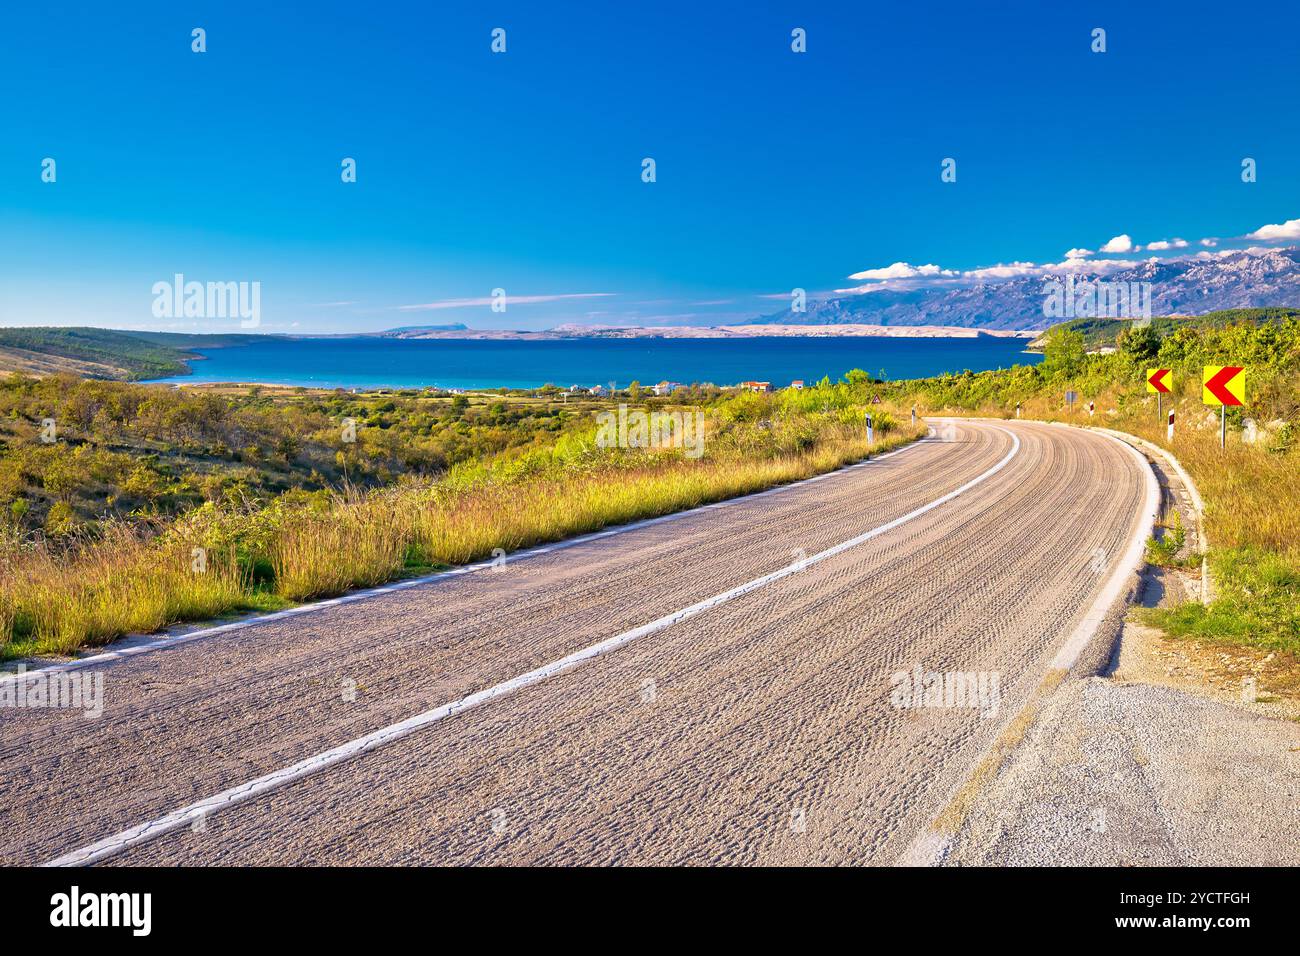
[149,335,1041,390]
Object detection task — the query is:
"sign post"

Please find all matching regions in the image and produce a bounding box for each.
[1146,367,1171,419]
[865,413,874,446]
[1202,365,1246,450]
[1065,390,1078,412]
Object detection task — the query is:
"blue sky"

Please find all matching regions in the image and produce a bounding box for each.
[2,0,1299,333]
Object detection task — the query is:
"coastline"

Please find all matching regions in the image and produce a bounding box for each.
[377,324,1042,341]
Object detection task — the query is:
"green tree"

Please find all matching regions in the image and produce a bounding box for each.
[1117,323,1160,363]
[1041,327,1087,378]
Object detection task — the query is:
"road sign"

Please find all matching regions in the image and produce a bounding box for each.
[1203,365,1245,449]
[1145,368,1171,394]
[1065,390,1078,407]
[1147,367,1172,417]
[1202,366,1245,406]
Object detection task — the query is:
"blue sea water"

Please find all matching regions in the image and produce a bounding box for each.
[152,335,1041,390]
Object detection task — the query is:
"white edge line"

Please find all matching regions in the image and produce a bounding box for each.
[1084,425,1213,604]
[2,431,937,686]
[1048,433,1160,671]
[45,427,1021,866]
[896,424,1161,867]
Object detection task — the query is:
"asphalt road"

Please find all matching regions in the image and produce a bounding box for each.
[0,419,1153,866]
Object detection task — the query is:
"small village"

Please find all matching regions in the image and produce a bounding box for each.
[566,378,806,397]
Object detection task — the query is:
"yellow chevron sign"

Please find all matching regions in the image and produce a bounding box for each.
[1145,368,1171,394]
[1202,366,1246,406]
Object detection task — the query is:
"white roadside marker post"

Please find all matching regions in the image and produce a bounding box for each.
[1167,409,1175,443]
[911,406,916,426]
[1015,401,1021,418]
[866,413,874,446]
[1088,400,1095,418]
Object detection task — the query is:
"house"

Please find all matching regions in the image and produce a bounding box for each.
[739,381,773,393]
[588,384,608,397]
[568,384,588,394]
[653,381,686,396]
[789,380,805,390]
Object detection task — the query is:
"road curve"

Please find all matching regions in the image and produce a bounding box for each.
[0,419,1152,866]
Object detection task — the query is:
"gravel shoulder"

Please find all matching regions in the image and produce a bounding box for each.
[944,676,1300,866]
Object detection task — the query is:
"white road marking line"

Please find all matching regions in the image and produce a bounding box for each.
[1049,435,1160,671]
[896,423,1161,867]
[4,433,937,686]
[45,426,1020,867]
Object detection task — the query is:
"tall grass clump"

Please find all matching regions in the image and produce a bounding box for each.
[270,494,413,601]
[2,523,247,657]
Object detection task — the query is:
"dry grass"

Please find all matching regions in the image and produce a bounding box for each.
[273,428,918,601]
[1,525,248,656]
[2,423,924,658]
[1128,419,1300,656]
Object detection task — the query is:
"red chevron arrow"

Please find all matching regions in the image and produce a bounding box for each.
[1205,365,1244,405]
[1147,368,1170,393]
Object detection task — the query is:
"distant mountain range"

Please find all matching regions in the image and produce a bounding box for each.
[753,248,1300,331]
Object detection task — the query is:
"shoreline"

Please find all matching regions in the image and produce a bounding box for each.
[377,324,1043,341]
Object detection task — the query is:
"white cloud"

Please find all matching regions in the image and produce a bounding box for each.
[1145,238,1188,251]
[1245,218,1300,241]
[1064,248,1093,260]
[846,261,954,280]
[1048,257,1146,276]
[1099,234,1135,253]
[1199,238,1218,247]
[961,261,1043,280]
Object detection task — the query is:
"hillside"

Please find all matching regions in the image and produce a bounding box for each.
[1026,308,1300,351]
[0,328,192,380]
